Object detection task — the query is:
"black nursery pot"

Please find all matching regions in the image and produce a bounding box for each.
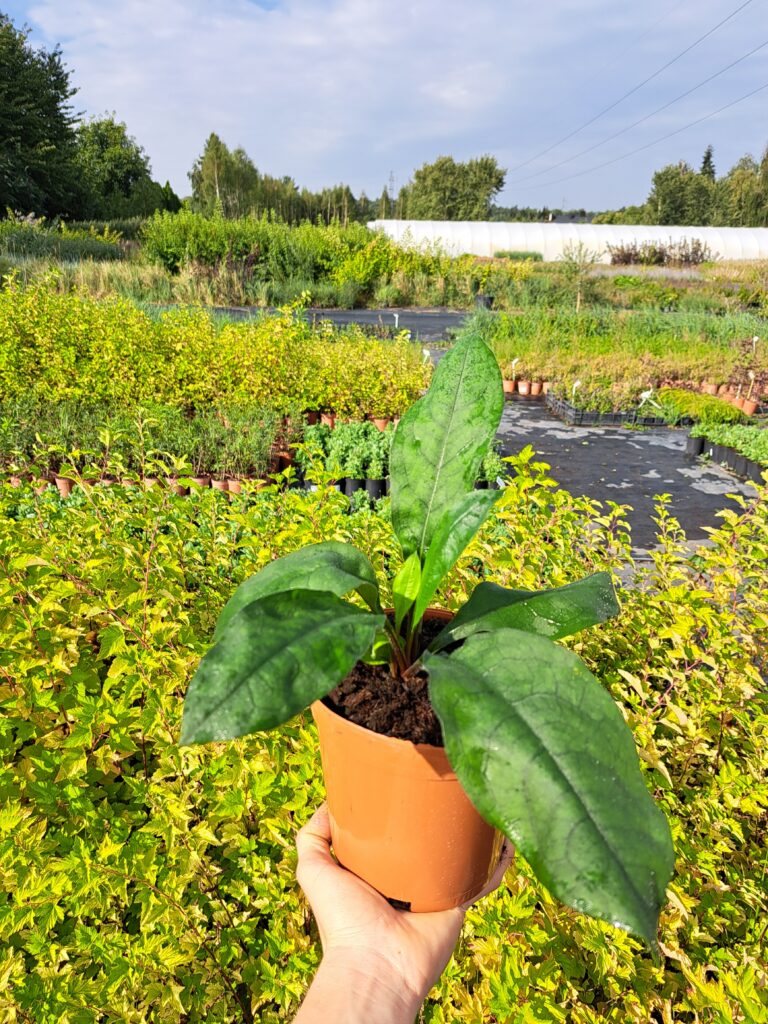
[748,460,766,483]
[344,478,365,497]
[686,435,705,457]
[365,479,386,500]
[731,454,748,478]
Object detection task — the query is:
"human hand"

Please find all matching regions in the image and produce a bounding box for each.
[294,802,513,1021]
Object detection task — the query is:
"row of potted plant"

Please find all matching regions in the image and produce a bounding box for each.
[687,423,768,482]
[0,400,300,483]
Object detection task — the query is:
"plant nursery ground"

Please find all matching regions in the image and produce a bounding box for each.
[498,399,758,552]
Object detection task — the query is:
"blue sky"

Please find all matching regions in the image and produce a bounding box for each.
[6,0,768,211]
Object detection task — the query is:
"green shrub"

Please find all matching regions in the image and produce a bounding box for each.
[657,387,748,425]
[0,281,429,416]
[0,456,765,1020]
[493,250,543,261]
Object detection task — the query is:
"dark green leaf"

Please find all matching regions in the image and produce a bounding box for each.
[412,489,500,625]
[182,589,383,744]
[389,331,503,559]
[430,573,619,651]
[214,541,380,640]
[425,631,674,947]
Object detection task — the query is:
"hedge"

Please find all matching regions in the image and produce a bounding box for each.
[0,452,766,1021]
[0,280,429,418]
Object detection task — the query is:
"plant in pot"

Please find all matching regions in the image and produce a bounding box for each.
[364,424,389,500]
[180,329,674,951]
[501,356,519,397]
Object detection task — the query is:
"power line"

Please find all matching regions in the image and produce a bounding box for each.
[509,36,768,185]
[506,0,756,177]
[511,79,768,192]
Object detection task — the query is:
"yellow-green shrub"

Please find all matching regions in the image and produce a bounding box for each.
[0,456,765,1022]
[0,280,429,416]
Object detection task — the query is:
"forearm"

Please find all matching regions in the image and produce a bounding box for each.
[293,950,423,1024]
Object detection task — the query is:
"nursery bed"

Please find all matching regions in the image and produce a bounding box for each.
[497,400,756,553]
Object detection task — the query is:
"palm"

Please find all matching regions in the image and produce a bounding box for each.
[296,803,512,1000]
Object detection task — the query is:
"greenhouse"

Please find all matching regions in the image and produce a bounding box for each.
[369,219,768,261]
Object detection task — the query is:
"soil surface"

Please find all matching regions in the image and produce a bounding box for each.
[324,617,446,745]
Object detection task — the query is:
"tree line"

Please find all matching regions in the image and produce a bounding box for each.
[0,12,180,220]
[595,144,768,227]
[4,7,768,230]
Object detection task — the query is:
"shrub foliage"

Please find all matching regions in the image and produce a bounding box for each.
[0,455,766,1021]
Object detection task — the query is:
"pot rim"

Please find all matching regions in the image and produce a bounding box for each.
[313,606,454,755]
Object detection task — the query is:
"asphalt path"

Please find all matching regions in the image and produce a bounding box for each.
[207,306,468,340]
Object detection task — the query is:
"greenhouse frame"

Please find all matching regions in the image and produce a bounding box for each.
[369,220,768,262]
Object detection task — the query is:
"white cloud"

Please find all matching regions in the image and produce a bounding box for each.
[17,0,768,209]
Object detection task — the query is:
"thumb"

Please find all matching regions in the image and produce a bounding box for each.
[296,803,339,895]
[461,838,515,910]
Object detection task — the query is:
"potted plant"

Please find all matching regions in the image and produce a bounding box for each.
[501,357,519,397]
[364,425,390,500]
[181,330,674,949]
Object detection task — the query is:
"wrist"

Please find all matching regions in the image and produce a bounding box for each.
[296,949,424,1023]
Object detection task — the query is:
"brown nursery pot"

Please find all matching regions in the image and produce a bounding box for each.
[226,478,242,494]
[54,476,74,498]
[189,476,211,489]
[742,399,759,416]
[542,381,551,395]
[9,476,22,488]
[168,477,189,496]
[702,382,719,396]
[312,610,504,913]
[142,476,159,490]
[372,417,390,432]
[320,412,336,429]
[517,380,531,396]
[530,381,542,396]
[211,478,229,493]
[305,410,319,426]
[731,397,745,410]
[502,379,516,397]
[717,384,730,396]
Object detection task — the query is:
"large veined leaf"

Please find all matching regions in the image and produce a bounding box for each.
[429,574,619,651]
[412,489,501,626]
[389,331,504,559]
[425,631,674,947]
[181,589,383,744]
[213,541,380,641]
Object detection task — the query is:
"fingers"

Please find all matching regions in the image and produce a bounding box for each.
[460,839,515,910]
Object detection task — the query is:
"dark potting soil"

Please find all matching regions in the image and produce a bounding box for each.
[324,617,446,746]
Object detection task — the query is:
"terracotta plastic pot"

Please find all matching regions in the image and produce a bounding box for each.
[702,382,719,396]
[320,412,336,429]
[305,410,319,426]
[731,397,745,410]
[226,478,242,494]
[742,399,758,416]
[189,476,211,489]
[530,381,542,396]
[54,476,74,498]
[168,477,189,496]
[211,479,229,493]
[312,611,504,912]
[372,417,390,432]
[502,379,516,397]
[542,381,551,395]
[517,380,531,396]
